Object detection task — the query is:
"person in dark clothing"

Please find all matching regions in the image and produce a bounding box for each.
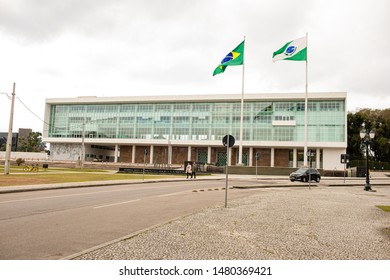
[191,163,196,179]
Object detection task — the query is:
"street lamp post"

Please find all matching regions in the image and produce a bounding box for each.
[359,129,375,191]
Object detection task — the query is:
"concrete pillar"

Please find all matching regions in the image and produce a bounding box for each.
[316,148,321,169]
[293,148,297,168]
[114,145,119,163]
[168,143,172,165]
[207,146,211,163]
[132,145,136,164]
[270,147,275,167]
[187,146,192,161]
[228,147,232,165]
[149,145,154,165]
[249,147,253,167]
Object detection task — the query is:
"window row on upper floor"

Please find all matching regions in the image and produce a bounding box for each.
[51,100,345,115]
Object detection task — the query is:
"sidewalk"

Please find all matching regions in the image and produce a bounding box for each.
[72,183,390,260]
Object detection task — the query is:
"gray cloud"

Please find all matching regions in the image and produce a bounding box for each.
[0,0,389,133]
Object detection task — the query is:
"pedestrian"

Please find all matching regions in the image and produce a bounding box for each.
[186,163,192,179]
[191,163,196,179]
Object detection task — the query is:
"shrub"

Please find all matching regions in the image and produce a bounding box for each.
[16,158,25,166]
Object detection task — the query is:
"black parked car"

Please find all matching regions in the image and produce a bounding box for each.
[289,168,321,182]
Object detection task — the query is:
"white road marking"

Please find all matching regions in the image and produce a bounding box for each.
[93,199,141,209]
[0,189,129,204]
[93,190,193,209]
[156,190,190,197]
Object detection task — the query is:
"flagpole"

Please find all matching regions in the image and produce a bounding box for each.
[238,36,246,165]
[303,32,309,167]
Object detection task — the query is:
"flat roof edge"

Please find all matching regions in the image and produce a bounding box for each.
[45,92,347,104]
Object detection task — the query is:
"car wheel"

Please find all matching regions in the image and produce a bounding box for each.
[290,179,295,182]
[303,176,308,182]
[315,176,320,183]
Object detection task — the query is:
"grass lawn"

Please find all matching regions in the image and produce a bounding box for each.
[376,205,390,212]
[0,166,182,187]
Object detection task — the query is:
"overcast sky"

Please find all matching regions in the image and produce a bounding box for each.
[1,0,389,133]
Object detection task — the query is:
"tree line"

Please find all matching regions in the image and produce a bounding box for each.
[0,131,46,152]
[347,108,390,163]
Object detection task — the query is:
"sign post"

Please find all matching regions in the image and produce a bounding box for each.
[255,152,260,180]
[341,154,350,184]
[222,135,235,208]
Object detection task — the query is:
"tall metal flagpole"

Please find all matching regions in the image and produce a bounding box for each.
[238,36,246,165]
[303,33,309,167]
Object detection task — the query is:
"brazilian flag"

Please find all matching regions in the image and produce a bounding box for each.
[213,40,245,76]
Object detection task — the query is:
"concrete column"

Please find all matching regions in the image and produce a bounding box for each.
[207,146,211,163]
[132,145,136,164]
[316,148,321,169]
[187,146,192,161]
[114,145,119,163]
[270,147,275,167]
[293,148,297,168]
[149,145,154,165]
[228,147,232,165]
[249,147,253,167]
[168,144,172,165]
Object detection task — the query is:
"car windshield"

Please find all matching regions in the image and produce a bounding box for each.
[295,168,309,174]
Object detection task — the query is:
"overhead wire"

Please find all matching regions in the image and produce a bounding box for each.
[16,97,51,127]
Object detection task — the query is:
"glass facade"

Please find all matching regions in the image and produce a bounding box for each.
[48,100,345,143]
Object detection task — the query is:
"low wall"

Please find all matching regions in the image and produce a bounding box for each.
[118,167,185,174]
[0,151,48,161]
[227,166,298,175]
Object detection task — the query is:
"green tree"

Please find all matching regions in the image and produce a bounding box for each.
[0,136,6,151]
[347,109,390,162]
[17,132,46,152]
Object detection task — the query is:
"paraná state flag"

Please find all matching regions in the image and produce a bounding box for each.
[272,37,307,62]
[213,40,245,76]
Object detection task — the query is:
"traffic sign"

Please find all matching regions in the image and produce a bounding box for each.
[222,135,235,147]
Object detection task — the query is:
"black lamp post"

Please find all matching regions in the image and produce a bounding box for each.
[359,129,375,191]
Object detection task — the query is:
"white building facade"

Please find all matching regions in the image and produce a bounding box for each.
[42,93,347,170]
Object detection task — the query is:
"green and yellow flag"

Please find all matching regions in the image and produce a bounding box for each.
[213,40,245,76]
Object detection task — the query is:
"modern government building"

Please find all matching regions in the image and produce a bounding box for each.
[42,92,347,170]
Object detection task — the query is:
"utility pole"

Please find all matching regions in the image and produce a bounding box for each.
[4,83,16,175]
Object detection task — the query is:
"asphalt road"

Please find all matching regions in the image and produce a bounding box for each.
[0,179,257,260]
